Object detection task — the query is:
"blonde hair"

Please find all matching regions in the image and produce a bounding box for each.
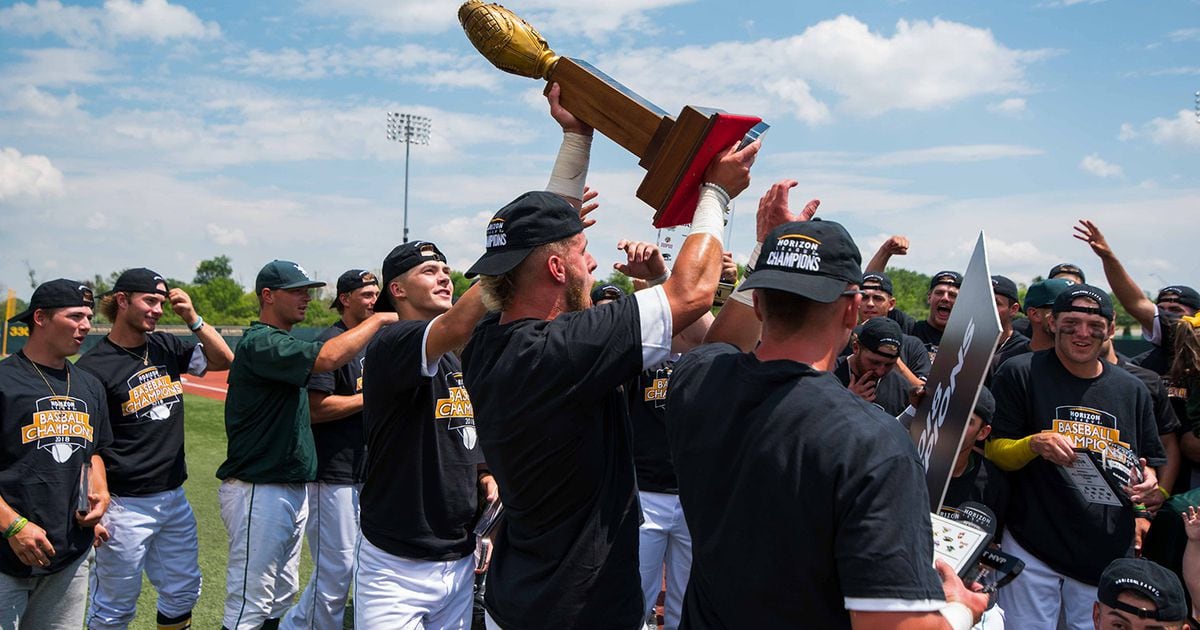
[477,239,572,312]
[1169,319,1200,383]
[97,293,120,322]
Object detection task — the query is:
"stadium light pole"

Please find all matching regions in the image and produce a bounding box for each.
[385,112,432,243]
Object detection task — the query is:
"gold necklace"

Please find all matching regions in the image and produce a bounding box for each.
[109,335,149,366]
[23,353,71,398]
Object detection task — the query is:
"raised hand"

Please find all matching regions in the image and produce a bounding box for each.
[704,140,760,199]
[756,180,819,241]
[614,240,668,281]
[879,235,909,257]
[1073,220,1114,260]
[168,288,197,323]
[580,186,599,229]
[546,83,592,136]
[1185,505,1200,542]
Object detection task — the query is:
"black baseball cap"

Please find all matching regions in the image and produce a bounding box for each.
[1098,558,1187,622]
[329,269,380,309]
[255,260,325,294]
[738,219,862,303]
[991,275,1019,304]
[1049,263,1086,283]
[9,279,96,323]
[105,268,168,297]
[465,191,584,278]
[590,284,625,304]
[376,241,449,313]
[861,272,894,295]
[1156,285,1200,311]
[1052,283,1115,321]
[857,317,903,359]
[973,386,995,425]
[929,271,962,291]
[1024,278,1074,313]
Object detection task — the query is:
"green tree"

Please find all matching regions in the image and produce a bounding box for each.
[451,271,472,299]
[194,256,233,285]
[886,267,932,322]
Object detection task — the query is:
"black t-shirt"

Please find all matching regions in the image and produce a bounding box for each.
[889,307,918,335]
[666,344,945,628]
[360,320,485,561]
[307,321,367,485]
[943,452,1009,525]
[461,299,645,630]
[1117,357,1182,436]
[910,320,944,364]
[833,356,911,417]
[990,350,1166,584]
[76,334,195,497]
[0,352,113,577]
[627,361,678,494]
[841,331,931,381]
[984,331,1031,387]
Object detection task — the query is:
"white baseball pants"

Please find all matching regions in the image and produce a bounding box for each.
[353,536,474,629]
[637,491,691,630]
[997,532,1097,630]
[280,482,360,630]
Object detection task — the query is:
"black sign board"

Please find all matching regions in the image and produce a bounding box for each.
[909,233,1003,512]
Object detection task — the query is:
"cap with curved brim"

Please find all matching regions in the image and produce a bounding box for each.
[738,269,850,303]
[465,246,537,279]
[277,279,326,290]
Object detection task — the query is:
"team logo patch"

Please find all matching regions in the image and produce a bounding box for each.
[485,218,507,249]
[764,234,822,272]
[436,371,477,450]
[22,396,93,463]
[643,365,672,410]
[355,357,364,393]
[292,263,313,280]
[121,366,184,422]
[1050,405,1137,485]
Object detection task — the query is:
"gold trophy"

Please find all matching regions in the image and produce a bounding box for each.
[459,0,766,228]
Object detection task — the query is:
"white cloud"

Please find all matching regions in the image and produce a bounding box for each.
[1039,0,1104,7]
[222,44,502,90]
[0,147,65,202]
[595,15,1046,124]
[0,48,113,87]
[1121,110,1200,149]
[2,85,83,116]
[302,0,692,38]
[0,0,219,44]
[1079,154,1122,178]
[864,144,1042,167]
[206,223,247,246]
[1168,28,1200,42]
[988,98,1027,115]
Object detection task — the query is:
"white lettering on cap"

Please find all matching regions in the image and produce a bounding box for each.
[764,234,822,272]
[486,218,507,248]
[292,263,313,280]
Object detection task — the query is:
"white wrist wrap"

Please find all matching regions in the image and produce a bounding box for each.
[647,268,670,287]
[940,602,974,630]
[545,132,592,201]
[690,185,726,241]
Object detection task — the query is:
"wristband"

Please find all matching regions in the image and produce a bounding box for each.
[188,315,205,332]
[689,185,727,241]
[647,269,670,287]
[939,601,974,630]
[545,132,592,201]
[1158,485,1170,500]
[700,182,731,207]
[4,517,28,539]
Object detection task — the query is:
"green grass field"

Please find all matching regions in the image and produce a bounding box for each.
[127,395,318,629]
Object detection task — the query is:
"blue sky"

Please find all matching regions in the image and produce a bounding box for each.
[1,0,1198,301]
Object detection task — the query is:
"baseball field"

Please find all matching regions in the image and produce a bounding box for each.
[124,383,338,628]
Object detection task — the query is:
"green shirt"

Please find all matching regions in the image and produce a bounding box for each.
[216,322,323,483]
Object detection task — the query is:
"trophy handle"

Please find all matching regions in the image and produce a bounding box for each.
[546,59,672,159]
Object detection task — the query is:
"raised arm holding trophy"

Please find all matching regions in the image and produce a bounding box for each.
[459,0,767,228]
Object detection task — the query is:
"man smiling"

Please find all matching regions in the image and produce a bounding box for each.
[911,271,961,363]
[986,284,1166,630]
[217,260,396,630]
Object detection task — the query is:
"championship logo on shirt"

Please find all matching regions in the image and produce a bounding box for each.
[121,366,184,422]
[21,396,93,463]
[356,357,364,392]
[1165,377,1188,401]
[1051,405,1138,485]
[436,371,476,449]
[643,365,672,410]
